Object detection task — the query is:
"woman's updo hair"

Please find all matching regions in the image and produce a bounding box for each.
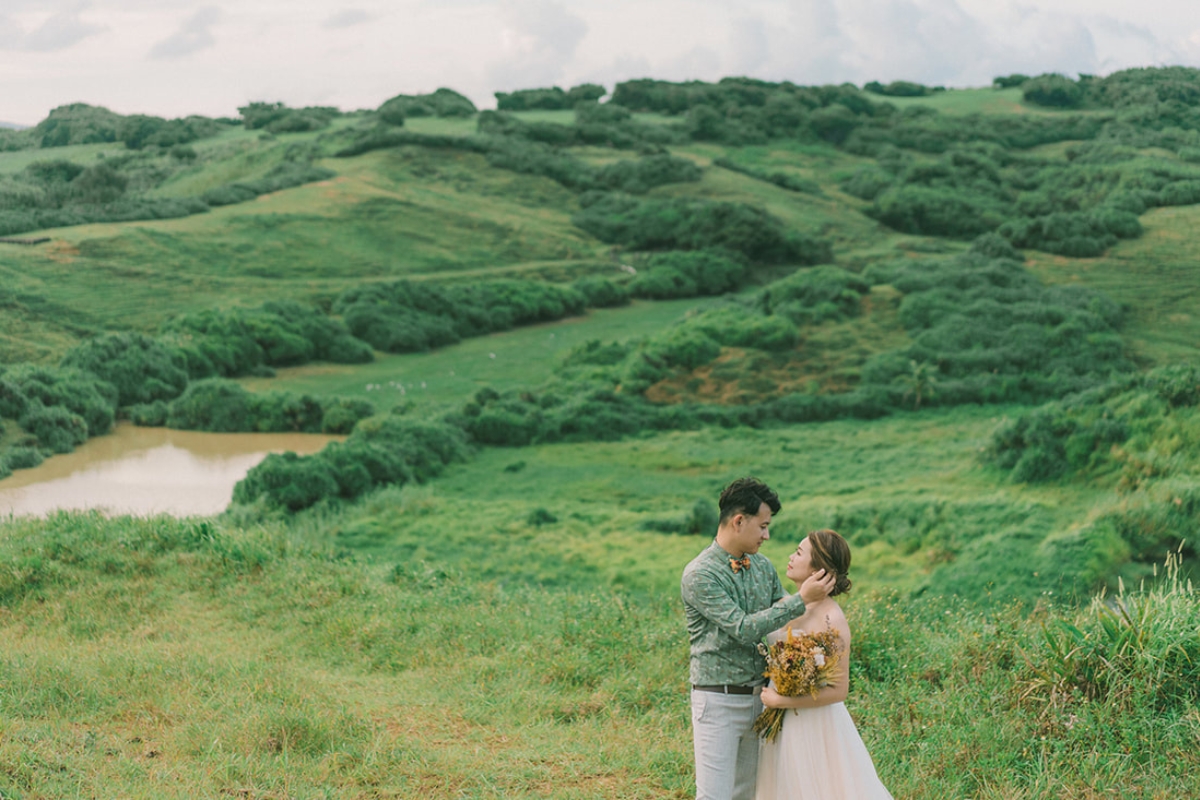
[808,529,852,596]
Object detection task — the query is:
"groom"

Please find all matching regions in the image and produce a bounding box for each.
[681,477,834,800]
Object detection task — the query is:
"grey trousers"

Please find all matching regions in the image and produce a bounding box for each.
[691,689,763,800]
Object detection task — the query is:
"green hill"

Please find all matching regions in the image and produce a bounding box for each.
[1,70,1199,797]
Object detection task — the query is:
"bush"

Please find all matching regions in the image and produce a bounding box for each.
[128,400,168,427]
[20,404,89,453]
[4,365,116,437]
[161,301,371,378]
[998,209,1142,256]
[60,333,189,406]
[33,103,123,147]
[166,379,255,431]
[864,80,940,97]
[993,74,1030,89]
[1023,74,1084,108]
[871,185,1008,238]
[3,445,44,470]
[593,154,702,194]
[969,232,1024,262]
[320,398,376,434]
[691,308,799,351]
[249,392,326,433]
[232,452,340,511]
[760,265,869,324]
[0,378,29,419]
[335,278,586,354]
[232,413,472,510]
[572,276,630,307]
[495,87,570,111]
[1144,364,1200,407]
[841,166,895,200]
[629,250,749,299]
[573,194,832,265]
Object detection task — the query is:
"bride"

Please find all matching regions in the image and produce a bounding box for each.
[755,529,892,800]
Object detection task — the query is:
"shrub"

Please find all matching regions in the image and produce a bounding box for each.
[969,232,1024,262]
[593,154,702,194]
[161,301,371,378]
[20,404,89,453]
[1144,364,1200,407]
[691,308,799,351]
[627,267,696,300]
[249,391,325,433]
[573,194,831,265]
[166,379,255,431]
[864,80,940,97]
[60,332,189,406]
[760,265,869,324]
[993,74,1030,89]
[3,445,44,470]
[128,401,168,427]
[627,250,749,299]
[232,452,339,511]
[998,209,1142,256]
[495,87,570,111]
[233,414,469,510]
[335,278,586,354]
[320,398,376,434]
[871,185,1008,238]
[4,365,116,437]
[0,378,29,418]
[1022,74,1084,108]
[841,166,895,200]
[571,276,630,307]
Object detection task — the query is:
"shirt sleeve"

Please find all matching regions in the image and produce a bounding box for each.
[681,567,806,645]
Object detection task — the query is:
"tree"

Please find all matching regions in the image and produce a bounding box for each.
[900,360,938,410]
[1023,74,1083,108]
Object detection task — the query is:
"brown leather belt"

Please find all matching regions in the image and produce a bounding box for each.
[692,684,760,695]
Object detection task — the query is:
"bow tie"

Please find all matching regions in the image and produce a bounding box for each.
[730,556,751,573]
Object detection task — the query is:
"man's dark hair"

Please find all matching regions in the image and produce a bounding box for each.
[718,477,781,524]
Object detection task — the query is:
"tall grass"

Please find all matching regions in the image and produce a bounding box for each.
[1,511,1196,798]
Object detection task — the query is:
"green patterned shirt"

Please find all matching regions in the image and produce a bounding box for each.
[681,540,807,686]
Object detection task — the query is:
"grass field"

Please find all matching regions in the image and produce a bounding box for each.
[1028,204,1200,366]
[2,494,1195,799]
[875,86,1104,116]
[2,86,1200,798]
[240,297,724,409]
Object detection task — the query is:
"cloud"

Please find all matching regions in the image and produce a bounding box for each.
[149,6,220,60]
[739,0,1191,90]
[323,9,376,30]
[487,0,589,91]
[0,6,105,52]
[729,16,769,74]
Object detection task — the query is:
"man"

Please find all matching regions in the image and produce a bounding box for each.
[681,477,835,800]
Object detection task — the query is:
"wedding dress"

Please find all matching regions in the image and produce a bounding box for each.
[755,630,892,800]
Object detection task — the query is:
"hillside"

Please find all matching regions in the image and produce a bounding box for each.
[1,70,1199,797]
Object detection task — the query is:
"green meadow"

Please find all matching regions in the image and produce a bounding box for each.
[2,73,1200,797]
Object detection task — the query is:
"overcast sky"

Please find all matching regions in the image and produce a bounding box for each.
[4,0,1200,126]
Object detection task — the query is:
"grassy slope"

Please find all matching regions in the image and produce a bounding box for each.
[1028,204,1200,366]
[2,93,1200,798]
[2,509,1195,799]
[241,297,723,409]
[874,86,1105,116]
[0,124,606,356]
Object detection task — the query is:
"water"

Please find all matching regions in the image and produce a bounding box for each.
[0,423,341,517]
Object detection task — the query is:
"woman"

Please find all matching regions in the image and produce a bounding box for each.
[755,529,892,800]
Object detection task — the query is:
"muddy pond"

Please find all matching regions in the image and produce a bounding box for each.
[0,423,340,517]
